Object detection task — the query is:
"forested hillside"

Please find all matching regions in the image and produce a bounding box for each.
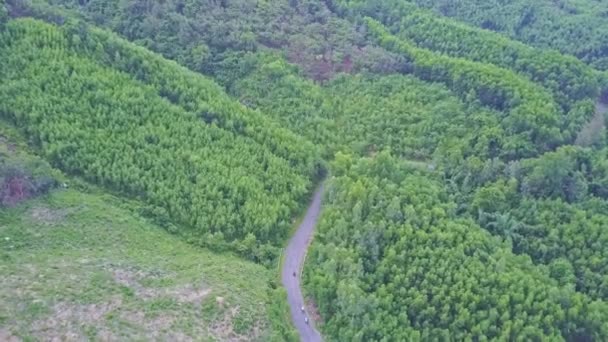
[404,0,608,70]
[305,154,608,340]
[334,0,601,109]
[0,17,322,264]
[22,0,404,82]
[3,0,608,340]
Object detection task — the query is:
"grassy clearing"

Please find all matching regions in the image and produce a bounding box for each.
[0,186,289,341]
[0,120,296,341]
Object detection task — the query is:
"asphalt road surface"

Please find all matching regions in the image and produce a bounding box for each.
[281,185,324,342]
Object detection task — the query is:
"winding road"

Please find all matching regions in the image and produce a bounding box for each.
[281,184,324,342]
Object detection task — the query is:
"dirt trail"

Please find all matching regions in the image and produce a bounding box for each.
[281,185,324,342]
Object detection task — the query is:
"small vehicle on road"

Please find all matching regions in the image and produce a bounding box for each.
[305,317,309,325]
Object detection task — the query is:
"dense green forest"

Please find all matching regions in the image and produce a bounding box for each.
[233,66,497,160]
[305,154,608,340]
[21,0,404,82]
[0,17,321,264]
[334,0,601,110]
[403,0,608,70]
[3,0,608,340]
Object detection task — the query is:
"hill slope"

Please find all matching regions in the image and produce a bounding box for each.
[305,153,608,341]
[4,1,608,341]
[0,130,296,341]
[405,0,608,70]
[0,18,322,264]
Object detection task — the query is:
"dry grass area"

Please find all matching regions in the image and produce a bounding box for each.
[28,206,72,225]
[110,267,212,304]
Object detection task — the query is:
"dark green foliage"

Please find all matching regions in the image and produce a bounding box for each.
[518,147,592,202]
[27,1,601,156]
[404,0,608,70]
[37,0,404,82]
[233,64,502,161]
[336,0,601,111]
[365,19,567,159]
[227,48,578,165]
[0,18,321,263]
[228,55,608,303]
[508,199,608,300]
[1,0,8,25]
[228,52,338,157]
[465,146,608,301]
[305,153,608,340]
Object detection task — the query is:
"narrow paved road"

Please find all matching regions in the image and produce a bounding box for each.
[282,185,324,342]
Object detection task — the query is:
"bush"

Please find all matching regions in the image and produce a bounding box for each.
[0,153,57,206]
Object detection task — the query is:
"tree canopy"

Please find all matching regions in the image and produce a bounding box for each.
[403,0,608,70]
[305,153,608,341]
[0,18,322,264]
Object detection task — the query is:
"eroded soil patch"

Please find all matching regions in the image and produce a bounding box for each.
[208,306,264,342]
[110,267,211,304]
[29,206,70,225]
[0,328,20,342]
[31,297,122,340]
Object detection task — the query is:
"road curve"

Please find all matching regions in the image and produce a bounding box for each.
[282,184,324,342]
